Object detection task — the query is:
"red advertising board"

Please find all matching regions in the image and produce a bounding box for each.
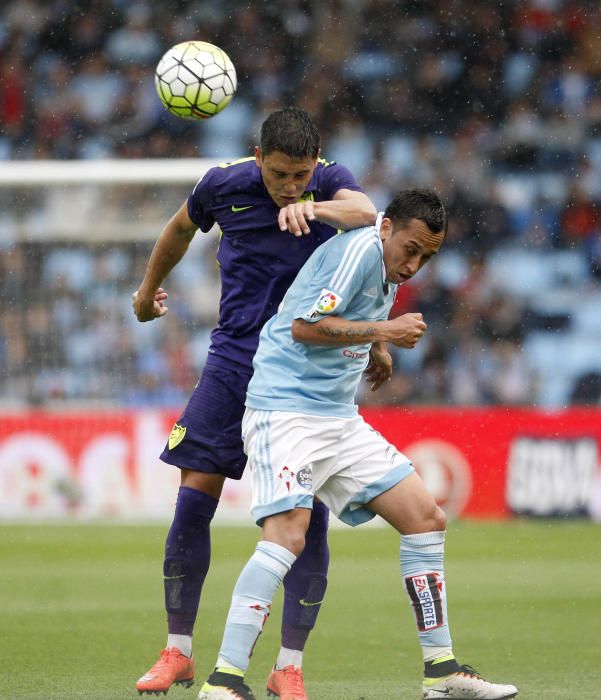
[361,407,601,519]
[0,408,600,520]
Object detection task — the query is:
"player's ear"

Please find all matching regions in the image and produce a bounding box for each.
[380,217,393,241]
[255,146,262,166]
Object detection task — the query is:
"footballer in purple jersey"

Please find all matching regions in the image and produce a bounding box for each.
[189,155,365,370]
[132,107,376,697]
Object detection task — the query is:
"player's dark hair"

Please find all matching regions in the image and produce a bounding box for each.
[384,188,448,236]
[260,106,320,159]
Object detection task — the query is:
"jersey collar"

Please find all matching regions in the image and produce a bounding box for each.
[375,212,387,286]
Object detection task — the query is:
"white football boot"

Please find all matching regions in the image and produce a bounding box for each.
[422,664,518,699]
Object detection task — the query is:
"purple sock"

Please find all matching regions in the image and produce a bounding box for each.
[281,500,330,650]
[164,486,218,636]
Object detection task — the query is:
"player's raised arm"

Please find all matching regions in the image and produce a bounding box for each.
[132,201,198,322]
[291,312,427,348]
[278,190,376,236]
[315,189,377,230]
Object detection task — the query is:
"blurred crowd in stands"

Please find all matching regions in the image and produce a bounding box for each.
[1,0,601,408]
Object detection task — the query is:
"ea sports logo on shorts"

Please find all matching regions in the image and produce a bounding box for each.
[403,439,472,519]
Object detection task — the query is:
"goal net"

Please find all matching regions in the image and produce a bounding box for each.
[0,158,223,410]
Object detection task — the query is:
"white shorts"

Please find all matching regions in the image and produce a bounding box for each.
[242,408,414,526]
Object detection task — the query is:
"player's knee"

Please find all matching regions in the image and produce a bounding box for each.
[274,522,307,556]
[263,510,311,556]
[180,469,225,500]
[407,502,446,534]
[262,526,306,556]
[428,504,447,533]
[305,503,330,553]
[284,531,307,557]
[308,500,330,533]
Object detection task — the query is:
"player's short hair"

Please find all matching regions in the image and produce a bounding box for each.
[384,188,448,236]
[260,107,321,159]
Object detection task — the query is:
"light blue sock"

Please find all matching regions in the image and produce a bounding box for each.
[400,531,452,653]
[217,541,297,672]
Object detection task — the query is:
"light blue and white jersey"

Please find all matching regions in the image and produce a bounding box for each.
[246,221,398,418]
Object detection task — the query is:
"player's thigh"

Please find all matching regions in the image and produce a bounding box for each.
[242,409,340,525]
[316,415,414,527]
[162,363,252,480]
[366,471,446,535]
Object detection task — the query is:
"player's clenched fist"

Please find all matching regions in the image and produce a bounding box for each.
[387,312,427,348]
[132,287,169,322]
[278,201,316,237]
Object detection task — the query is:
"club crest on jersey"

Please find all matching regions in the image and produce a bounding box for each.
[296,466,313,490]
[168,423,187,450]
[306,288,343,319]
[405,573,445,631]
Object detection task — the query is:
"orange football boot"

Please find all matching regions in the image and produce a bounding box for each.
[266,665,308,700]
[136,647,195,695]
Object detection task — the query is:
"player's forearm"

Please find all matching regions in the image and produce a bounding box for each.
[292,317,392,346]
[138,224,194,295]
[313,197,377,231]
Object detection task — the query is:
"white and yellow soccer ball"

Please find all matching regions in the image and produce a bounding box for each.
[154,40,237,120]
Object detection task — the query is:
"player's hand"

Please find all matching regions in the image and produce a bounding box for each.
[278,201,316,237]
[387,313,427,348]
[365,342,393,391]
[132,287,169,322]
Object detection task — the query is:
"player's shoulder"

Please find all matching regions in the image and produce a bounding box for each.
[324,223,381,259]
[314,156,349,176]
[199,156,258,191]
[313,226,381,292]
[311,156,361,195]
[316,156,337,169]
[343,222,381,244]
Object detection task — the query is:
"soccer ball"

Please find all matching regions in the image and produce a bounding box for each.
[154,41,237,120]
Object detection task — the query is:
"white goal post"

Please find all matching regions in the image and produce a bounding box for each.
[0,158,223,241]
[0,158,222,185]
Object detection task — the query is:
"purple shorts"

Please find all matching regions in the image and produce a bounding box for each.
[160,362,253,480]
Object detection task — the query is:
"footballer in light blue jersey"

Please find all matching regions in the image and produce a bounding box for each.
[200,190,518,700]
[247,221,397,418]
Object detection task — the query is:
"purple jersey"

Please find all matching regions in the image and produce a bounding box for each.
[187,157,363,370]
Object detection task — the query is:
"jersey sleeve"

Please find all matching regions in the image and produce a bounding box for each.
[293,236,380,324]
[319,162,364,200]
[187,168,218,232]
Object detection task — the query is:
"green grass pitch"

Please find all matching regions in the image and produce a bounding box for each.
[2,520,600,699]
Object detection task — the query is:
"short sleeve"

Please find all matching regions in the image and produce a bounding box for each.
[187,169,218,232]
[293,237,380,324]
[319,162,363,201]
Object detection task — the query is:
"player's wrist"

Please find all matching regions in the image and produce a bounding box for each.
[376,321,396,343]
[311,201,326,220]
[137,283,159,301]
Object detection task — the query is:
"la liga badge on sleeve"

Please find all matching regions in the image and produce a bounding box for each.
[306,288,343,319]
